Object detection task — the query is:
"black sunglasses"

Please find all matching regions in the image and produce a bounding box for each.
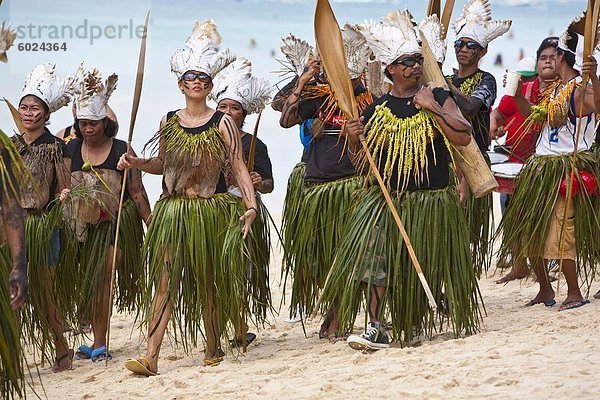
[181,71,212,82]
[392,56,424,67]
[454,39,482,50]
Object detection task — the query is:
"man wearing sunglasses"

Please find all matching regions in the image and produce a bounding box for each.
[448,0,512,278]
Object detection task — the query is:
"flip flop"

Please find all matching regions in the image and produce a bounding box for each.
[91,346,112,363]
[558,299,590,312]
[229,332,257,348]
[124,356,158,376]
[74,345,94,360]
[525,299,556,307]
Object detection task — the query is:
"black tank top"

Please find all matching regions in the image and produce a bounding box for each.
[67,137,128,174]
[166,110,228,193]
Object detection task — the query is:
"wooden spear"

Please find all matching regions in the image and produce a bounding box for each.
[556,2,599,295]
[105,10,150,365]
[314,0,437,311]
[427,0,441,18]
[246,109,263,172]
[440,0,456,40]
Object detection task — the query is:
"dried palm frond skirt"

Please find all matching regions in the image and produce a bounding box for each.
[70,199,145,323]
[466,191,493,278]
[281,174,364,320]
[496,152,600,290]
[0,247,25,400]
[319,185,482,346]
[138,194,254,352]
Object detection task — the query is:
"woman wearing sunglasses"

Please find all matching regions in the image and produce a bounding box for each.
[120,20,258,375]
[325,11,480,352]
[448,0,512,279]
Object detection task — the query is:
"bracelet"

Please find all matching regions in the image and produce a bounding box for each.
[247,206,259,215]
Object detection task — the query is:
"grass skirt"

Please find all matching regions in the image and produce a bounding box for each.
[496,152,600,289]
[282,174,364,319]
[320,185,482,345]
[139,194,252,352]
[466,192,493,277]
[0,247,25,400]
[71,199,145,322]
[20,206,66,361]
[281,162,305,264]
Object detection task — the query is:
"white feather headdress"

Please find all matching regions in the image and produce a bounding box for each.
[558,12,600,71]
[170,20,236,80]
[419,15,446,64]
[0,21,17,63]
[342,23,371,79]
[74,64,118,121]
[211,58,273,115]
[279,34,315,77]
[359,10,421,67]
[452,0,511,48]
[20,63,77,114]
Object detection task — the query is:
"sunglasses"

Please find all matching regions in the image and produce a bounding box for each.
[454,39,482,50]
[392,56,424,67]
[181,71,212,82]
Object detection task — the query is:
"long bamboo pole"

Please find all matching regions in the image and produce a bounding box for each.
[556,1,598,295]
[314,0,437,311]
[105,10,150,366]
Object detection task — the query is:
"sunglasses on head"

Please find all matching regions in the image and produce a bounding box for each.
[454,39,482,50]
[181,71,212,82]
[392,55,424,67]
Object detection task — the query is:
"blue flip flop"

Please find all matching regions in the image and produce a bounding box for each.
[559,299,590,312]
[91,346,112,363]
[75,345,94,360]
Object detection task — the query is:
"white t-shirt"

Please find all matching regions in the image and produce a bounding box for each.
[536,77,597,156]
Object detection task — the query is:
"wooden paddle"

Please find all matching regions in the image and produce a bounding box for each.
[314,0,437,311]
[2,98,25,134]
[105,10,150,366]
[440,0,456,39]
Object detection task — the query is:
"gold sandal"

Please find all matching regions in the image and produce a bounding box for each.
[125,356,158,376]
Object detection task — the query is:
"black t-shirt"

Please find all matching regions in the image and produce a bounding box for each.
[67,137,127,173]
[298,85,368,183]
[362,89,452,191]
[450,70,496,153]
[241,133,273,181]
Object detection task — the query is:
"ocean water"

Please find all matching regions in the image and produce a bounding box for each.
[0,0,589,212]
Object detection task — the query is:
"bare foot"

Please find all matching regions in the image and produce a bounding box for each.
[594,289,600,300]
[53,349,73,373]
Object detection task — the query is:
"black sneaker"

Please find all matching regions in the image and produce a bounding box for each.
[347,322,390,351]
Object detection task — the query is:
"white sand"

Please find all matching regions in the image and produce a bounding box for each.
[24,247,600,400]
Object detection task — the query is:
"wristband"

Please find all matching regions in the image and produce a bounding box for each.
[247,206,259,215]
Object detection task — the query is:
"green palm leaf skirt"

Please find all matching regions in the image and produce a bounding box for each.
[282,174,364,319]
[496,152,600,289]
[245,199,272,325]
[20,205,67,362]
[320,185,482,346]
[72,199,145,323]
[281,162,305,262]
[0,248,25,400]
[466,191,493,278]
[139,194,253,352]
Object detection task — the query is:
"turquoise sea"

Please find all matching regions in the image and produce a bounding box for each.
[0,0,589,211]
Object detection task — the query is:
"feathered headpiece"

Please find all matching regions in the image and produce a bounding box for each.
[74,64,118,120]
[279,34,316,77]
[170,20,236,80]
[0,21,17,63]
[211,58,273,115]
[342,23,371,79]
[20,63,77,114]
[419,15,446,64]
[452,0,511,48]
[558,12,600,71]
[359,10,421,67]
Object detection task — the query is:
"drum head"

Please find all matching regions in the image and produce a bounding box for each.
[487,152,509,164]
[491,162,523,178]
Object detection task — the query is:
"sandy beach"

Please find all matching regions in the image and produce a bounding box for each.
[24,244,600,399]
